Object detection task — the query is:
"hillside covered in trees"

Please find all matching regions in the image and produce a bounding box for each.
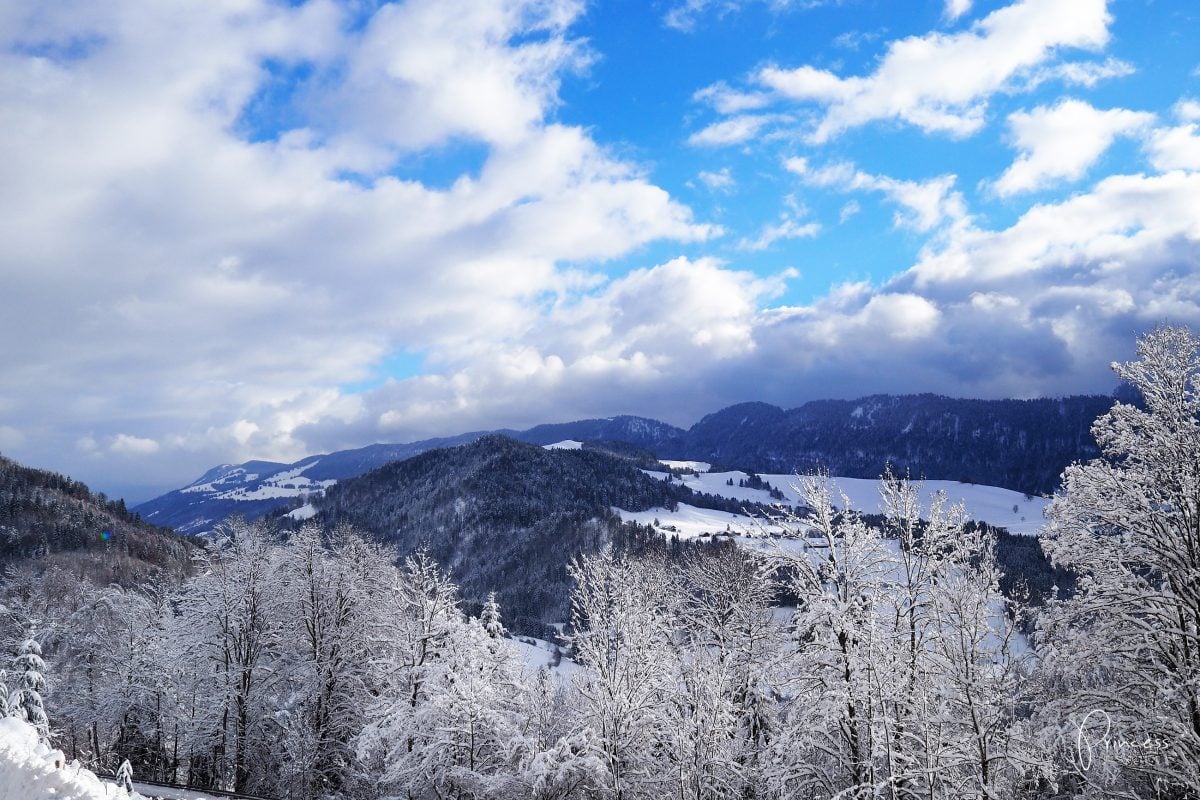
[657,394,1115,496]
[0,454,194,587]
[304,434,764,632]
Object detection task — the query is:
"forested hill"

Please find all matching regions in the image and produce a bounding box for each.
[0,454,194,586]
[302,435,740,634]
[657,394,1114,496]
[135,415,680,533]
[137,393,1115,534]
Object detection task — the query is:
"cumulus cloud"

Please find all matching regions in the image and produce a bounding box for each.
[0,0,714,493]
[296,257,795,448]
[301,161,1200,455]
[755,0,1113,142]
[992,99,1154,196]
[314,0,590,153]
[906,170,1200,287]
[693,82,772,115]
[1146,124,1200,172]
[1176,99,1200,122]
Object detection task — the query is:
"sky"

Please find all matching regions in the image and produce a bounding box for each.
[2,0,1199,503]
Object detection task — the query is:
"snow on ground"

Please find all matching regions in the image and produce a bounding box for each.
[543,440,583,450]
[510,636,582,681]
[806,475,1049,535]
[617,503,764,540]
[118,782,222,800]
[659,459,712,472]
[285,503,318,521]
[180,459,335,504]
[614,503,808,559]
[0,717,134,800]
[638,469,1049,536]
[225,480,335,501]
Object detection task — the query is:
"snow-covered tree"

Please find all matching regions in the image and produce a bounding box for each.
[668,546,785,799]
[116,758,133,793]
[357,548,527,798]
[52,584,165,775]
[481,592,506,639]
[170,517,282,794]
[567,548,678,799]
[763,470,1039,799]
[768,473,894,797]
[10,637,49,742]
[1038,325,1200,797]
[512,668,606,800]
[272,524,387,800]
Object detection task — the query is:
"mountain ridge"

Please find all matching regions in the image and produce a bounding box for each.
[135,393,1116,533]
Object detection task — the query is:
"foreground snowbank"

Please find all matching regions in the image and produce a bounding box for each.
[0,717,133,800]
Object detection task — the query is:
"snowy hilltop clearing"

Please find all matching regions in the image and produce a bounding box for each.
[620,464,1049,537]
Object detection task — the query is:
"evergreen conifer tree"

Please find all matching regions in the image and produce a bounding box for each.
[481,592,505,639]
[11,637,49,741]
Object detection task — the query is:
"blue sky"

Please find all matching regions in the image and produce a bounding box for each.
[1,0,1199,501]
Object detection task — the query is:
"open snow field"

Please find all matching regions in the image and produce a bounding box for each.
[639,467,1049,536]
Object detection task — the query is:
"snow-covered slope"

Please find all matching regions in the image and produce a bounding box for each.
[0,717,132,800]
[179,458,335,501]
[626,467,1049,537]
[136,415,684,534]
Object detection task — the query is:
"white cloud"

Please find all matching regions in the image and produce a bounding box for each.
[297,168,1200,459]
[1026,57,1134,90]
[318,0,590,153]
[992,99,1154,197]
[305,257,795,443]
[839,200,861,222]
[757,0,1114,142]
[1177,99,1200,122]
[697,167,736,191]
[110,434,160,456]
[792,160,966,232]
[693,82,772,115]
[664,0,823,32]
[1145,124,1200,172]
[944,0,972,22]
[906,170,1200,286]
[0,0,715,493]
[688,114,784,147]
[737,217,821,251]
